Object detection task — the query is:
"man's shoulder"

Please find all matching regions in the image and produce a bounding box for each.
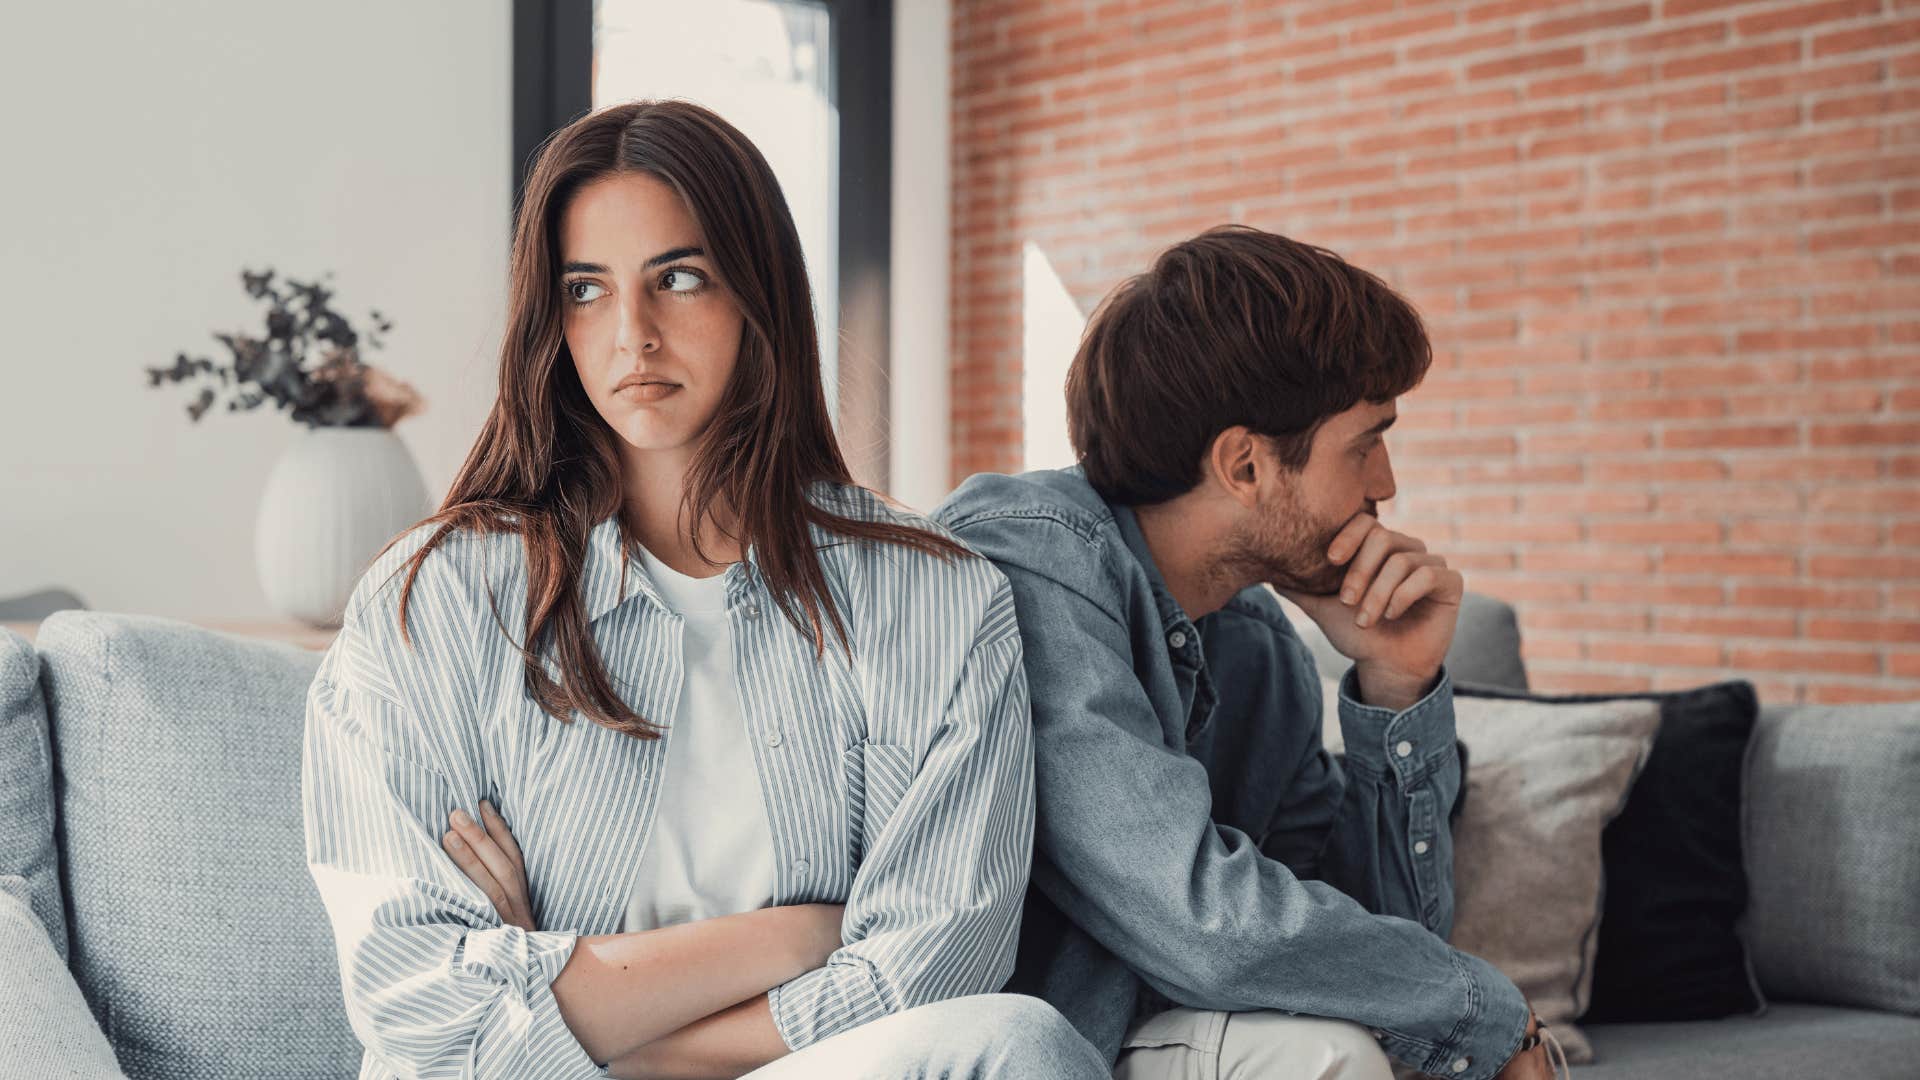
[933,468,1133,606]
[934,467,1116,545]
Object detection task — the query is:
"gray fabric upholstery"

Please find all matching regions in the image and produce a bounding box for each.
[35,612,359,1080]
[0,627,66,960]
[1739,701,1920,1015]
[0,883,127,1076]
[1285,590,1530,692]
[0,886,126,1079]
[1576,1004,1920,1078]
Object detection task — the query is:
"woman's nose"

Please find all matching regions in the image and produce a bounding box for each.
[616,294,661,356]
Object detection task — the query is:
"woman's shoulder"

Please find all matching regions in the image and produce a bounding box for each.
[344,518,513,634]
[809,482,1012,615]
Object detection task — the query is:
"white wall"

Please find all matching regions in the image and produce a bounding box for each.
[0,0,511,618]
[0,0,957,618]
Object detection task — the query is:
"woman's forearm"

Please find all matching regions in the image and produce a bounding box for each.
[549,906,816,1067]
[604,994,789,1080]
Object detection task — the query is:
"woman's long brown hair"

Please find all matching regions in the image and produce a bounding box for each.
[374,100,967,740]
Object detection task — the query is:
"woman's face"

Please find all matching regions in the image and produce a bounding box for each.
[558,171,744,460]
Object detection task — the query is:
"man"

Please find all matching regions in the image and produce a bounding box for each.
[935,226,1559,1080]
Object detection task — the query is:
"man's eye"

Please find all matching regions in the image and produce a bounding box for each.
[565,281,605,304]
[661,268,706,293]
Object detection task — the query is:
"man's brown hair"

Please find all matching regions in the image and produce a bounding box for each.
[1064,225,1432,506]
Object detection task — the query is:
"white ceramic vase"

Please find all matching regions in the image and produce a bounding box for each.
[255,426,432,629]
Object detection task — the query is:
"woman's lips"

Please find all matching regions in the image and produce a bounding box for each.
[617,381,680,402]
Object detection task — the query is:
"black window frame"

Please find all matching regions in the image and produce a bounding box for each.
[512,0,895,485]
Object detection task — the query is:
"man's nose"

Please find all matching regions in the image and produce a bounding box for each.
[1367,446,1398,504]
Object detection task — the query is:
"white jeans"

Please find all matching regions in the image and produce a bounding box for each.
[1112,1007,1395,1080]
[741,993,1110,1080]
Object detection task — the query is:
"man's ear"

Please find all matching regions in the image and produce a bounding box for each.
[1205,426,1264,510]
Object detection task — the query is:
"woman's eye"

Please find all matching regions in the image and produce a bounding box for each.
[565,281,606,304]
[660,268,706,293]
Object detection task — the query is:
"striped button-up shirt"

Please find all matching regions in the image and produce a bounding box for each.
[302,484,1035,1079]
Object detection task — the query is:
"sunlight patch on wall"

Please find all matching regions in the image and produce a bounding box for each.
[1022,240,1087,472]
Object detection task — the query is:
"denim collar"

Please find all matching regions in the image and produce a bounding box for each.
[1111,504,1195,638]
[1109,501,1218,738]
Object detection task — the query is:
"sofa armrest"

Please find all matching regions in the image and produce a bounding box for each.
[0,883,126,1078]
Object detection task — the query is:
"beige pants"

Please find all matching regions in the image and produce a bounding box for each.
[1113,1007,1397,1080]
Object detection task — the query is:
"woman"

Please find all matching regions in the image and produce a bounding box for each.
[301,100,1106,1080]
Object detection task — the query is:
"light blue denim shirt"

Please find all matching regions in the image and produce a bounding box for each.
[935,467,1529,1080]
[302,483,1035,1079]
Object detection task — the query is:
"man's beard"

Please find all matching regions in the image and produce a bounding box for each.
[1221,484,1363,598]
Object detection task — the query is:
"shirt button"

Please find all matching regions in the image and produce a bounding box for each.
[793,858,810,874]
[1395,740,1414,758]
[745,605,761,619]
[1414,840,1430,855]
[766,730,783,748]
[1451,1058,1470,1073]
[1168,630,1187,649]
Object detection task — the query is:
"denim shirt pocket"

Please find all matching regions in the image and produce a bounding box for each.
[842,739,915,869]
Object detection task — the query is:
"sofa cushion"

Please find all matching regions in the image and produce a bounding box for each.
[1741,701,1920,1016]
[0,885,126,1078]
[1322,686,1659,1064]
[1457,679,1765,1024]
[1444,696,1659,1064]
[1576,1004,1920,1079]
[0,626,66,960]
[35,613,360,1080]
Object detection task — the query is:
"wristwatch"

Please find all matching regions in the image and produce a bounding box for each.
[1515,1011,1549,1054]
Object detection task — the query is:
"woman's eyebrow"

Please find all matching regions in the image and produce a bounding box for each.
[559,246,706,276]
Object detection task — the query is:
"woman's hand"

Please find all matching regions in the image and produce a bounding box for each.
[443,800,536,932]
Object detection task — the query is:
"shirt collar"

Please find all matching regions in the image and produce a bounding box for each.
[580,480,851,624]
[1109,502,1198,639]
[1108,497,1217,737]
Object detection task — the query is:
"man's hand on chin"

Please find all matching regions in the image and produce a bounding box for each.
[1272,512,1463,713]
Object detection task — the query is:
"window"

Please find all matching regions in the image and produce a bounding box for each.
[513,0,894,483]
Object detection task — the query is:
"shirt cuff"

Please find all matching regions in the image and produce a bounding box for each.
[452,925,606,1079]
[766,955,893,1051]
[1391,947,1531,1080]
[1335,663,1457,786]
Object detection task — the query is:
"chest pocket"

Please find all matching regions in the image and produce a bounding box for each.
[843,740,915,869]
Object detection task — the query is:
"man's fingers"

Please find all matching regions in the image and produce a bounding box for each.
[1325,514,1378,566]
[1356,552,1428,627]
[1384,564,1464,621]
[1340,526,1404,604]
[479,800,525,873]
[449,809,523,918]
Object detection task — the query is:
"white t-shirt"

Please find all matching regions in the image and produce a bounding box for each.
[620,544,778,932]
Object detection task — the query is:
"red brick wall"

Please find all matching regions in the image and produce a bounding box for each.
[950,0,1920,703]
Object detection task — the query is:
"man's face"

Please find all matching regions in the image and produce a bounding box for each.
[1232,400,1400,596]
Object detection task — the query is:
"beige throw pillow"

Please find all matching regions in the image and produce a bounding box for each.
[1318,679,1659,1064]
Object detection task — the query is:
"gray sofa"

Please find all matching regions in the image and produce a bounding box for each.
[2,601,1916,1079]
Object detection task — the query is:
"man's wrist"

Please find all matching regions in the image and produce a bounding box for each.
[1353,661,1440,712]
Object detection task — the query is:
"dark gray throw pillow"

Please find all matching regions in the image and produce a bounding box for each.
[1456,679,1767,1023]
